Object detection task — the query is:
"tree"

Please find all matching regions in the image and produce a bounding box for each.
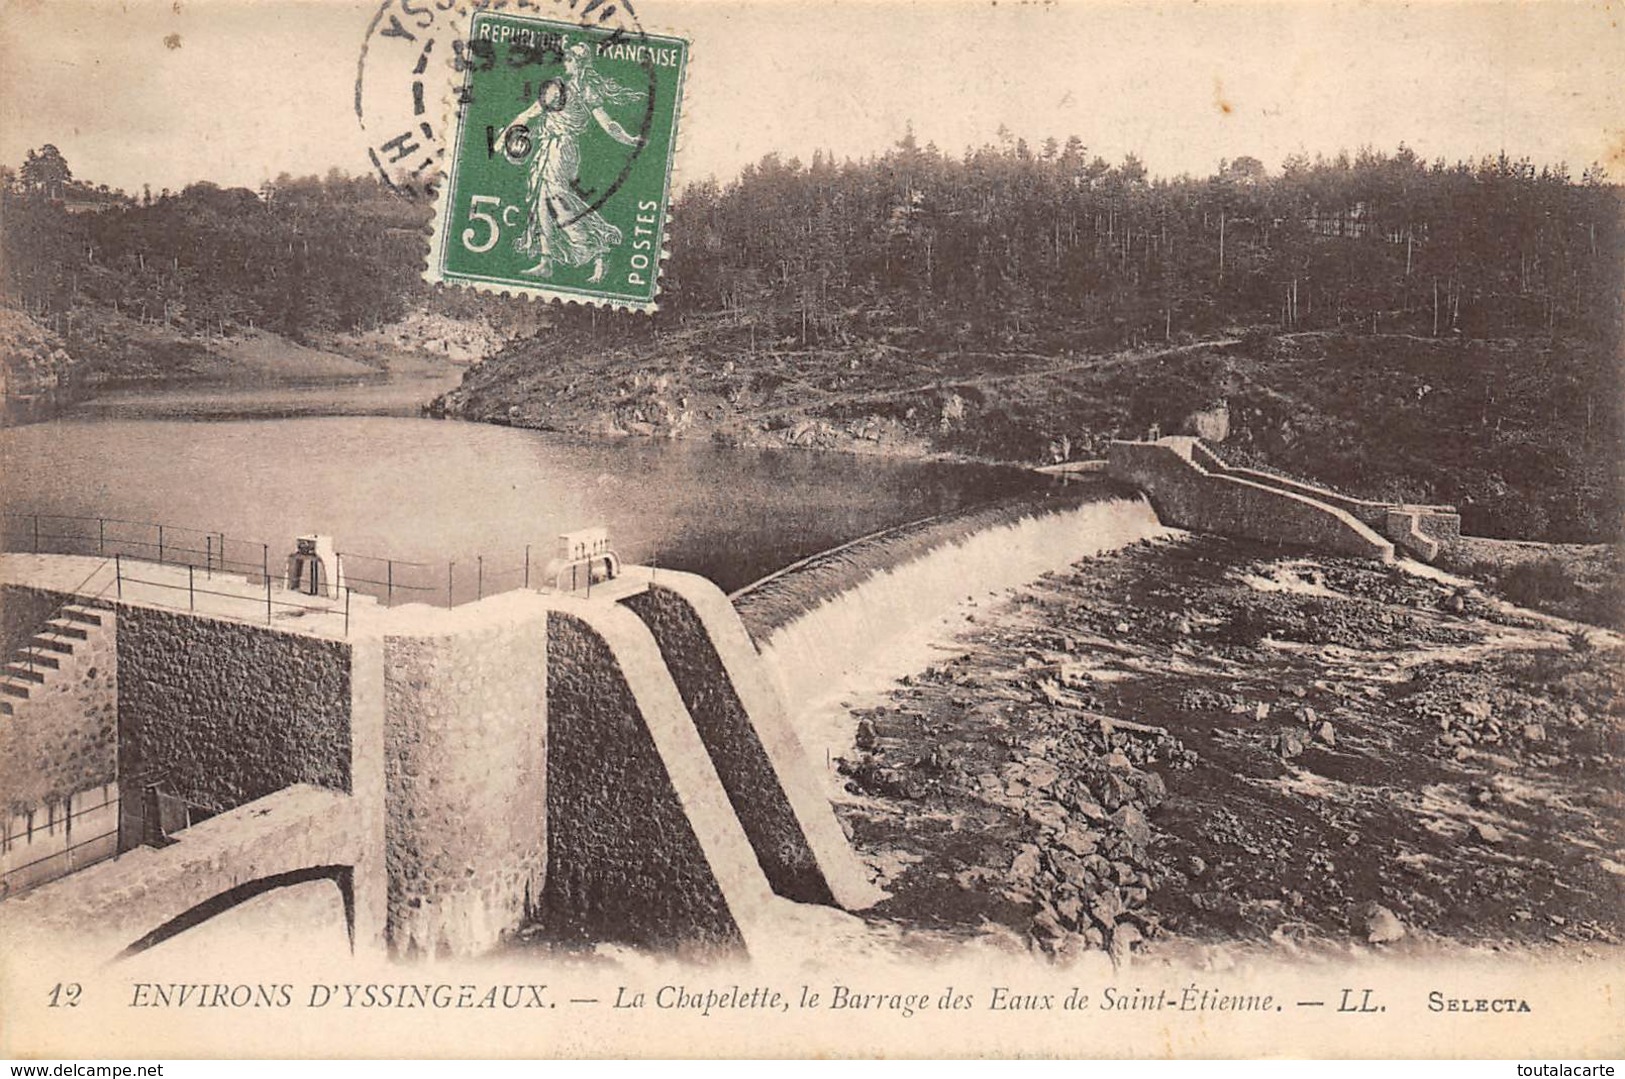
[21,144,72,198]
[1220,155,1267,185]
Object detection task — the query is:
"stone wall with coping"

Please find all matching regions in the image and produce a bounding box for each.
[621,582,831,905]
[116,606,352,820]
[621,574,878,910]
[1186,439,1459,558]
[346,633,389,953]
[1108,439,1396,562]
[381,593,547,959]
[544,602,776,956]
[1,554,874,962]
[0,784,364,956]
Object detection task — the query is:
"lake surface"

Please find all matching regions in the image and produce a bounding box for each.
[0,408,1060,598]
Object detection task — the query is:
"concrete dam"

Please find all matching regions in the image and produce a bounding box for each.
[0,444,1447,962]
[0,545,903,960]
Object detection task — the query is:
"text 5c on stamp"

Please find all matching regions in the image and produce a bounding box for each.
[426,11,688,312]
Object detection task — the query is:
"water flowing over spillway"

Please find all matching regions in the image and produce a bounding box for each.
[733,484,1173,715]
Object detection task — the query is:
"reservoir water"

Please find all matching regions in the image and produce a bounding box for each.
[0,401,1060,597]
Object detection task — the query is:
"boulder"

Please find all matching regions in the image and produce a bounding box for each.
[1009,844,1042,882]
[1058,826,1100,857]
[1111,804,1154,847]
[1108,921,1145,961]
[1031,908,1066,941]
[1359,902,1405,944]
[1277,728,1310,759]
[1022,757,1062,790]
[1025,800,1069,830]
[1050,850,1090,889]
[854,718,878,750]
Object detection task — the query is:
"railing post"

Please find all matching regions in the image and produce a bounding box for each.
[262,543,269,586]
[206,534,212,577]
[157,524,164,564]
[387,560,394,606]
[447,561,455,607]
[98,518,105,556]
[115,554,122,600]
[477,556,483,600]
[188,565,195,611]
[265,573,272,625]
[524,544,530,589]
[344,586,351,637]
[32,514,39,553]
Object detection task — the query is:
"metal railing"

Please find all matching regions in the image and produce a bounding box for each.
[2,512,559,619]
[0,827,119,896]
[111,554,358,635]
[0,785,121,896]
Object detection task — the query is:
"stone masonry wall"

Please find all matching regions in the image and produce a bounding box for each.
[621,584,834,906]
[0,590,117,816]
[1108,441,1395,561]
[544,610,745,954]
[382,599,547,958]
[1190,441,1459,558]
[345,634,389,953]
[117,607,351,817]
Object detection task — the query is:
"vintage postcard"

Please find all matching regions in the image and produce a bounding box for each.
[0,0,1621,1062]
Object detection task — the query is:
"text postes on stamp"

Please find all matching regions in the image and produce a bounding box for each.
[426,11,688,312]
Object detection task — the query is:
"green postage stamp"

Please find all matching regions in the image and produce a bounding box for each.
[426,11,688,312]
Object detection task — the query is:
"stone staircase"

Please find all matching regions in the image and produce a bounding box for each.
[0,600,114,717]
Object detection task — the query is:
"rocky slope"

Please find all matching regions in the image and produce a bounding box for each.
[436,324,1623,543]
[0,308,75,399]
[823,534,1623,961]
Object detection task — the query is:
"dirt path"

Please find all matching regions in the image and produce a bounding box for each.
[740,337,1242,422]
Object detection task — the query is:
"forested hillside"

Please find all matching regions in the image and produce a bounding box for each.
[449,138,1625,542]
[3,137,1621,540]
[0,148,527,384]
[661,136,1620,348]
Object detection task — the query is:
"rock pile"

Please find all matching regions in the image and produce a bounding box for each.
[838,655,1197,961]
[1404,668,1576,759]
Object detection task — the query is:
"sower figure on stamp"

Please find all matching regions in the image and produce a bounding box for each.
[506,39,642,283]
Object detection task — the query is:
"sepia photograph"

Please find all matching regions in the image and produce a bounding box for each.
[0,0,1621,1061]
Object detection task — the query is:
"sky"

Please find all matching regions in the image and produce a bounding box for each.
[2,0,1622,195]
